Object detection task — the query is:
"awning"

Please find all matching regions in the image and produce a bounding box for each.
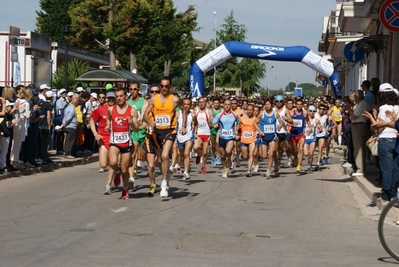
[76,69,148,83]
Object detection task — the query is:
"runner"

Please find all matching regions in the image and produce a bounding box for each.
[210,98,221,166]
[231,98,243,168]
[143,76,186,198]
[330,98,343,149]
[239,104,257,177]
[289,98,308,173]
[212,99,240,178]
[273,95,292,169]
[193,97,213,174]
[90,91,117,194]
[314,103,328,171]
[254,98,285,179]
[304,105,318,173]
[252,105,262,173]
[177,98,194,180]
[127,82,148,189]
[106,88,140,199]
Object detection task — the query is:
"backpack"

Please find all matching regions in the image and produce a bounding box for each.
[53,98,66,126]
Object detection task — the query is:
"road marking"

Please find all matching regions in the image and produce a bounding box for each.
[111,207,128,213]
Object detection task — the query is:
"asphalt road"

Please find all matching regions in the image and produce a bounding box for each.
[0,155,392,267]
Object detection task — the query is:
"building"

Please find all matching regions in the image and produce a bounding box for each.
[318,0,397,96]
[0,29,109,89]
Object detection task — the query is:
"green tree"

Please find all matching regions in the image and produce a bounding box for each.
[52,59,88,90]
[285,82,296,92]
[36,0,81,43]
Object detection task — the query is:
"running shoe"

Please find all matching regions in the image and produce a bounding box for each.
[264,170,271,179]
[211,157,217,167]
[253,165,259,173]
[246,171,252,177]
[293,158,298,167]
[216,156,221,165]
[222,170,228,179]
[231,159,236,169]
[160,180,169,198]
[307,166,312,173]
[314,163,320,171]
[183,171,190,181]
[296,165,301,173]
[324,157,329,164]
[114,170,121,187]
[338,146,342,150]
[196,155,201,164]
[128,177,135,190]
[287,160,292,168]
[273,164,279,173]
[227,159,232,169]
[137,160,142,167]
[121,188,129,200]
[235,155,240,167]
[175,164,181,174]
[104,184,112,195]
[148,184,157,196]
[201,166,206,174]
[342,162,352,168]
[98,168,105,173]
[169,165,174,174]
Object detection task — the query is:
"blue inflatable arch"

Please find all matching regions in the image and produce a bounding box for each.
[189,41,340,98]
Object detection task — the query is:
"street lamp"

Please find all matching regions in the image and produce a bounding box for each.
[213,11,217,93]
[267,65,274,96]
[63,25,70,91]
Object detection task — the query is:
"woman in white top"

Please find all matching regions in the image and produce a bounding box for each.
[363,85,399,201]
[10,88,31,167]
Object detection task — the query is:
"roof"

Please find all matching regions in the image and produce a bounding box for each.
[76,69,148,83]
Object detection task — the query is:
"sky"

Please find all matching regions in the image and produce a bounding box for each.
[1,0,336,90]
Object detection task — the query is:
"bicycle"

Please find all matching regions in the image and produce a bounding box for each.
[378,197,399,261]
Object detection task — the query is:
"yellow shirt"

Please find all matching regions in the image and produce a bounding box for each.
[331,106,342,122]
[153,94,176,129]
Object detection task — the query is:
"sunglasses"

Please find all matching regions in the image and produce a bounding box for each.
[98,97,105,99]
[160,85,170,89]
[309,110,316,112]
[130,88,139,91]
[319,108,325,111]
[276,100,283,102]
[151,90,160,94]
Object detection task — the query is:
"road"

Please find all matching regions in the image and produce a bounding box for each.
[0,155,392,267]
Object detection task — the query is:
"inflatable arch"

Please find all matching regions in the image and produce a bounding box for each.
[189,41,341,98]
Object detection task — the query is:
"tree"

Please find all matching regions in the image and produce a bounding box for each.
[36,0,80,43]
[285,82,296,92]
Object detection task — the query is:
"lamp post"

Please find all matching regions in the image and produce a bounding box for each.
[63,25,70,91]
[267,65,274,96]
[213,11,217,93]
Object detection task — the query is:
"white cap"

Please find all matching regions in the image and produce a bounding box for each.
[379,83,399,95]
[45,91,54,98]
[90,92,98,99]
[67,92,74,97]
[6,100,14,106]
[59,88,67,94]
[39,84,49,90]
[76,87,84,92]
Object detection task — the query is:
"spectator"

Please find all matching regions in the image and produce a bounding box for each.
[342,94,355,169]
[61,94,79,159]
[371,77,381,103]
[54,89,68,153]
[40,90,54,164]
[38,84,49,102]
[22,95,41,167]
[361,80,375,109]
[348,90,370,176]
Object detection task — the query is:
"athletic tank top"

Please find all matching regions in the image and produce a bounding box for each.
[259,110,277,136]
[305,117,317,140]
[213,111,238,139]
[290,110,305,136]
[153,94,176,130]
[315,113,327,137]
[110,105,132,147]
[177,111,193,143]
[331,106,342,122]
[128,97,144,119]
[273,106,287,134]
[240,114,257,144]
[196,107,211,135]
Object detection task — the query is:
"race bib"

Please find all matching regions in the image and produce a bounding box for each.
[114,132,130,144]
[198,122,207,129]
[221,129,233,136]
[263,125,275,133]
[334,112,342,118]
[243,131,254,138]
[155,115,170,127]
[293,119,303,127]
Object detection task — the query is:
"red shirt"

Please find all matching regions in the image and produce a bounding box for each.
[91,104,109,136]
[110,105,132,148]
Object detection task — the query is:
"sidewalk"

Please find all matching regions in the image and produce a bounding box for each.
[333,144,383,209]
[0,150,99,180]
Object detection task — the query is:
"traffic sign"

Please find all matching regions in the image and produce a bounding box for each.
[343,41,365,63]
[380,0,399,32]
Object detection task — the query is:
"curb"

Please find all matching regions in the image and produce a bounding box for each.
[0,154,99,181]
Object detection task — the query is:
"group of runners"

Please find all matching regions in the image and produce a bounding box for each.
[91,76,344,199]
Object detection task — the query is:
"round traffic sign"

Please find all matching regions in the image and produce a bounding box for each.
[380,0,399,32]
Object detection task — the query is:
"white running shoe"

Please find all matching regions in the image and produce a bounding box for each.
[128,177,135,190]
[168,165,174,174]
[222,171,228,178]
[99,168,105,173]
[183,171,190,181]
[104,184,112,195]
[160,180,169,198]
[342,162,352,168]
[137,160,142,167]
[264,170,271,179]
[253,165,259,173]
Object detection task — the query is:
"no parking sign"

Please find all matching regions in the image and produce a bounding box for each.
[380,0,399,32]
